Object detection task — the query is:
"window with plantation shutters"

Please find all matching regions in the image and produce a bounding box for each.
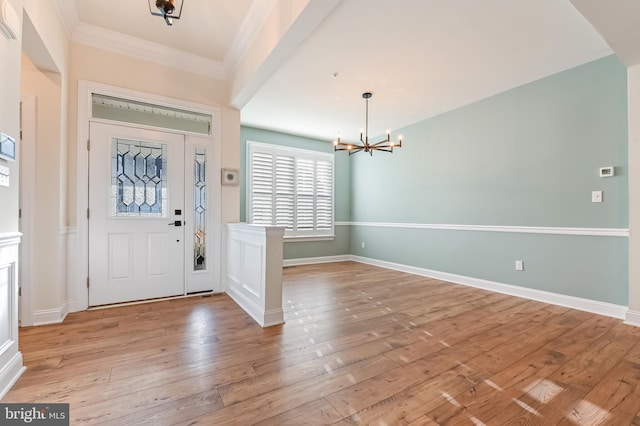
[247,141,335,239]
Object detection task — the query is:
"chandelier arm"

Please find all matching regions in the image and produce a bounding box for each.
[334,141,364,149]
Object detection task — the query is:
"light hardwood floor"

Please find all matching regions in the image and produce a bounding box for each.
[4,261,640,425]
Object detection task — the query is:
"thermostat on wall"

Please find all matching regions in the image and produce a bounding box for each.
[599,166,614,177]
[221,168,239,186]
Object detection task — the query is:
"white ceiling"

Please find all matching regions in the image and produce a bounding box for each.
[73,0,254,62]
[52,1,640,143]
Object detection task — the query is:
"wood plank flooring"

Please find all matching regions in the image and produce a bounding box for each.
[4,261,640,425]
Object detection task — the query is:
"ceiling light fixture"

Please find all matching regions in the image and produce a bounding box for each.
[149,0,183,26]
[333,92,403,156]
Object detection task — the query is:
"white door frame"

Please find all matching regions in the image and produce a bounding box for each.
[19,95,36,326]
[75,81,222,312]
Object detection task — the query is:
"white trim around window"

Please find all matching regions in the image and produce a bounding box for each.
[247,141,335,240]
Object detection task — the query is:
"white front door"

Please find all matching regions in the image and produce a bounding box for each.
[89,122,185,306]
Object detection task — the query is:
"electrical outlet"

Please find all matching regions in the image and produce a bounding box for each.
[361,242,365,249]
[515,260,524,271]
[592,191,602,203]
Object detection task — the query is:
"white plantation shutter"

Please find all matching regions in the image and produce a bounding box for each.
[316,159,333,230]
[296,158,315,231]
[247,141,334,238]
[275,155,294,229]
[249,151,274,225]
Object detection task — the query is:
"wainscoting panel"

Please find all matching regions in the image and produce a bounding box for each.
[224,224,285,327]
[0,233,24,398]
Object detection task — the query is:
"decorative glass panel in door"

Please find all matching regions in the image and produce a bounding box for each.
[111,139,168,217]
[89,122,185,306]
[193,147,206,271]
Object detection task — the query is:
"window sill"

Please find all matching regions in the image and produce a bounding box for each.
[284,235,336,243]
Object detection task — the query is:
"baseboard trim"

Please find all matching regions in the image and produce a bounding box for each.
[66,300,78,314]
[33,303,69,326]
[352,256,627,319]
[263,308,285,327]
[288,255,628,320]
[225,282,284,328]
[0,351,25,400]
[284,255,351,267]
[625,310,640,327]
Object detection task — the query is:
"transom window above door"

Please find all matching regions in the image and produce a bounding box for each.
[92,93,213,135]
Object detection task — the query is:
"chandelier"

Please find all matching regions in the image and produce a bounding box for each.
[149,0,184,26]
[333,92,403,156]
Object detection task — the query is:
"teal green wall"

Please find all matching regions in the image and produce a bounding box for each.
[241,55,629,306]
[240,126,352,259]
[351,55,629,305]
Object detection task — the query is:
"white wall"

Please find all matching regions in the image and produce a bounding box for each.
[65,43,241,312]
[67,43,240,227]
[18,1,70,325]
[628,64,640,323]
[20,55,67,320]
[0,0,23,235]
[0,0,26,398]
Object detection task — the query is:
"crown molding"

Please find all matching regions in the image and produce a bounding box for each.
[223,0,277,73]
[72,22,227,79]
[50,0,277,81]
[52,0,80,38]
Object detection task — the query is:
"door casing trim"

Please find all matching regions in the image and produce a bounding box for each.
[75,80,222,312]
[19,95,36,326]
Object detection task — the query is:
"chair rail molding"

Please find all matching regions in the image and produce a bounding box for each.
[345,221,629,237]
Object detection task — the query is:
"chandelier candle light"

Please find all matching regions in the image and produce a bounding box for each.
[333,92,403,156]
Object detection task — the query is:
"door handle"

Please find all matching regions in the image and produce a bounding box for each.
[168,220,182,227]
